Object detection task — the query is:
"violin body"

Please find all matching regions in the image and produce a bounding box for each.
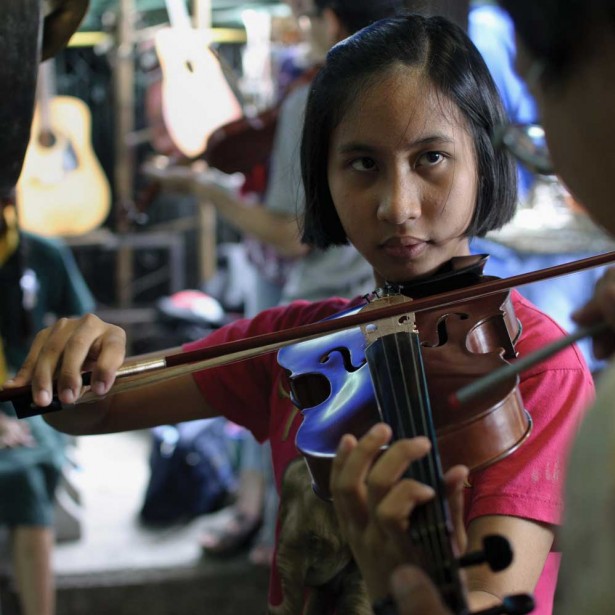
[203,106,279,176]
[278,258,532,500]
[203,65,320,177]
[277,257,539,614]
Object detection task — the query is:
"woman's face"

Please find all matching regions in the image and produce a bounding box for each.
[327,65,478,285]
[515,34,615,235]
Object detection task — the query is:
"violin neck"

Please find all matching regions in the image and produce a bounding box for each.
[365,324,467,613]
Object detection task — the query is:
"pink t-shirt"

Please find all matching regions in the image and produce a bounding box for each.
[185,290,593,614]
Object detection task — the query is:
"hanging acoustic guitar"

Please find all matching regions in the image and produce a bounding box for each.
[155,0,243,159]
[16,58,112,237]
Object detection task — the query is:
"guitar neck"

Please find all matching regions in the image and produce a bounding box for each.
[37,59,56,136]
[165,0,193,29]
[193,0,212,28]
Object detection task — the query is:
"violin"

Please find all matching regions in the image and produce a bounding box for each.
[202,65,321,177]
[278,255,530,501]
[277,254,541,615]
[202,105,279,178]
[276,254,539,615]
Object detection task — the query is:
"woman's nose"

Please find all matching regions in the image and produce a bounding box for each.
[377,173,421,225]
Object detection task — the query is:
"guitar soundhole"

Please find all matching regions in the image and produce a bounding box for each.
[38,130,56,148]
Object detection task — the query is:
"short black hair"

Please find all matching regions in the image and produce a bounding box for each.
[301,14,517,248]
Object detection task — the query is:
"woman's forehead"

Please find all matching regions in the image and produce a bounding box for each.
[335,67,465,141]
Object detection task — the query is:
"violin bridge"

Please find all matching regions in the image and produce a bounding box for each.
[360,295,416,345]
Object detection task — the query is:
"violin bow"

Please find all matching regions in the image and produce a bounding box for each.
[2,250,615,411]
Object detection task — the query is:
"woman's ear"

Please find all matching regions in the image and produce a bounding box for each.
[322,7,350,45]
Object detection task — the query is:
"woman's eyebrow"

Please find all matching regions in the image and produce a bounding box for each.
[335,142,379,155]
[336,133,455,154]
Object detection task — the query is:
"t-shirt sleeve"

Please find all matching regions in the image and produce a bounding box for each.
[28,234,95,318]
[183,313,281,442]
[183,298,350,442]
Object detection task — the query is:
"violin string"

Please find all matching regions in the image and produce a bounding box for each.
[406,333,452,588]
[409,329,460,594]
[378,331,452,589]
[407,332,452,589]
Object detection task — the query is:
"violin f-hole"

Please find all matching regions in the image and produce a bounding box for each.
[421,312,469,348]
[319,346,366,373]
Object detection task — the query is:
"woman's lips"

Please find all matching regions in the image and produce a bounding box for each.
[381,237,428,259]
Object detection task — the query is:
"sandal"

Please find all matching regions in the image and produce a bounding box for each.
[199,510,262,557]
[249,542,274,567]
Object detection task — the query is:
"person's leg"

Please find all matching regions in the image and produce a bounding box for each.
[11,525,55,615]
[199,264,282,556]
[233,434,266,520]
[200,432,265,555]
[249,441,277,567]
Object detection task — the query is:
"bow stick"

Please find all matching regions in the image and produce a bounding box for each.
[2,250,615,407]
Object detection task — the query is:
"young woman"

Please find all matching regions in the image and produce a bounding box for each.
[3,14,593,615]
[308,15,593,615]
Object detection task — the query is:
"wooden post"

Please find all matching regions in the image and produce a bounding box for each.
[113,0,137,307]
[194,0,218,283]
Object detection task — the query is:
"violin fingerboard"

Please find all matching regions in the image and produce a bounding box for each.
[365,331,467,613]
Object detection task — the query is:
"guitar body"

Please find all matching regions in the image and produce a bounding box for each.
[155,27,242,159]
[16,95,111,237]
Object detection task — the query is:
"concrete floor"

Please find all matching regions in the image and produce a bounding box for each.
[0,430,269,615]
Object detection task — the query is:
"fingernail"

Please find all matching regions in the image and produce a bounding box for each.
[337,434,353,453]
[368,423,387,437]
[3,379,14,387]
[37,390,51,407]
[61,389,75,404]
[92,381,107,396]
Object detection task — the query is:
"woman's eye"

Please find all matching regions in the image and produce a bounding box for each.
[417,151,445,167]
[350,157,376,172]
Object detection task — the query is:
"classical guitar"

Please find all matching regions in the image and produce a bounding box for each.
[16,59,112,237]
[155,0,243,159]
